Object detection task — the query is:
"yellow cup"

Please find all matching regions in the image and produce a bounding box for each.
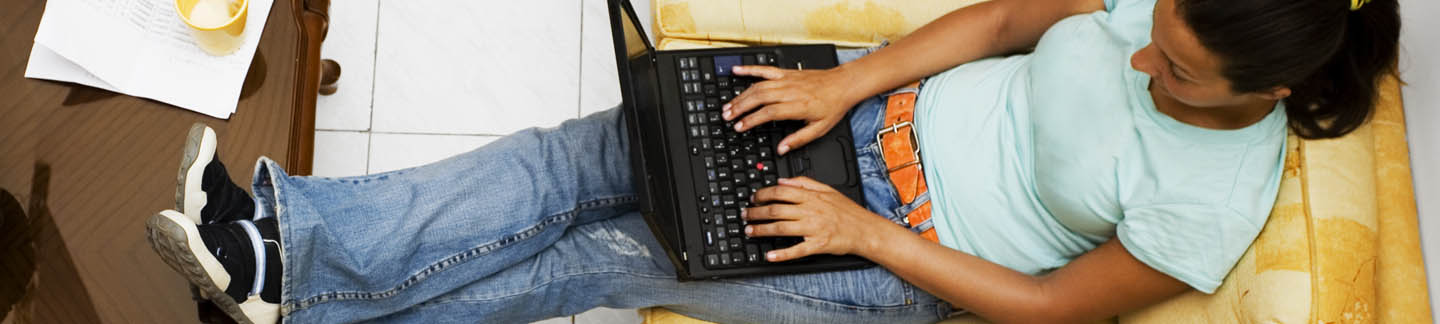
[175,0,248,56]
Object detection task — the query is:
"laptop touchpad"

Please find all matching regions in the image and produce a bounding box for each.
[799,136,853,187]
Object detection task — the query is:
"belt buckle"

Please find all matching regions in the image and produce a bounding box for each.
[876,121,922,172]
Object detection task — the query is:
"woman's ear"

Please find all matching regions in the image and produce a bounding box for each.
[1255,86,1292,101]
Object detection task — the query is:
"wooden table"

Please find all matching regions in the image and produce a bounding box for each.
[0,0,332,322]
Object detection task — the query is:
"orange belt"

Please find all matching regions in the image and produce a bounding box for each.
[878,82,937,243]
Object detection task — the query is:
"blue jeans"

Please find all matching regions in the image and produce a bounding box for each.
[247,49,953,323]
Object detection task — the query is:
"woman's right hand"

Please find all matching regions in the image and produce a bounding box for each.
[723,65,863,156]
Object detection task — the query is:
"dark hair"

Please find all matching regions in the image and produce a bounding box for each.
[1177,0,1401,139]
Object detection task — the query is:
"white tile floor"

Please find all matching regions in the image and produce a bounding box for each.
[311,0,652,322]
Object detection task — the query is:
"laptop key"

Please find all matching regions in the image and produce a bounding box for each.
[716,225,727,239]
[729,238,743,250]
[731,252,745,265]
[706,254,720,268]
[746,244,761,263]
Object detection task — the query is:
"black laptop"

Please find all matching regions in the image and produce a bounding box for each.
[608,0,872,280]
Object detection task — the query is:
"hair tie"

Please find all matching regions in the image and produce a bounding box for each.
[1351,0,1369,11]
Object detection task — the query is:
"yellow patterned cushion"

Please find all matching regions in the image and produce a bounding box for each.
[645,0,1432,322]
[652,0,987,48]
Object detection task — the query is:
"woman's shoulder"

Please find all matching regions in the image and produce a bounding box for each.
[1121,121,1287,221]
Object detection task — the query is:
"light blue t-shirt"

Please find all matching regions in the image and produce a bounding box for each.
[912,0,1286,293]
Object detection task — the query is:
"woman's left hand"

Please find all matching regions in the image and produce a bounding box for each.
[743,177,898,262]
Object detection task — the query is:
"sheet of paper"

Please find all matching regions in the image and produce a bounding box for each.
[25,44,120,93]
[25,0,274,119]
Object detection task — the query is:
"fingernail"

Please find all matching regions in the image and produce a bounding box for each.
[745,226,753,235]
[734,122,744,131]
[778,178,790,185]
[740,208,747,219]
[723,110,732,119]
[722,103,731,111]
[733,66,743,73]
[777,144,790,155]
[766,252,778,260]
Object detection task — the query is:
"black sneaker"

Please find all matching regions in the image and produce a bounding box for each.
[147,210,281,324]
[176,123,256,225]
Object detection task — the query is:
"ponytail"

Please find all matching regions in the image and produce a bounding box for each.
[1178,0,1402,139]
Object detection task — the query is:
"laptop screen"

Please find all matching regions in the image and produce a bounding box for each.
[610,0,685,256]
[618,1,651,60]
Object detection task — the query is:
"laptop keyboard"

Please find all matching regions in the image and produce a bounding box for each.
[674,53,805,269]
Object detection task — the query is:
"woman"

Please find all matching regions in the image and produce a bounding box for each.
[144,0,1400,322]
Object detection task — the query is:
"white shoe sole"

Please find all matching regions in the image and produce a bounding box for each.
[147,210,278,324]
[177,123,217,224]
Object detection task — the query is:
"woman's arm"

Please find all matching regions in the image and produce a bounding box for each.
[746,178,1189,323]
[830,0,1108,105]
[860,223,1189,323]
[723,0,1107,153]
